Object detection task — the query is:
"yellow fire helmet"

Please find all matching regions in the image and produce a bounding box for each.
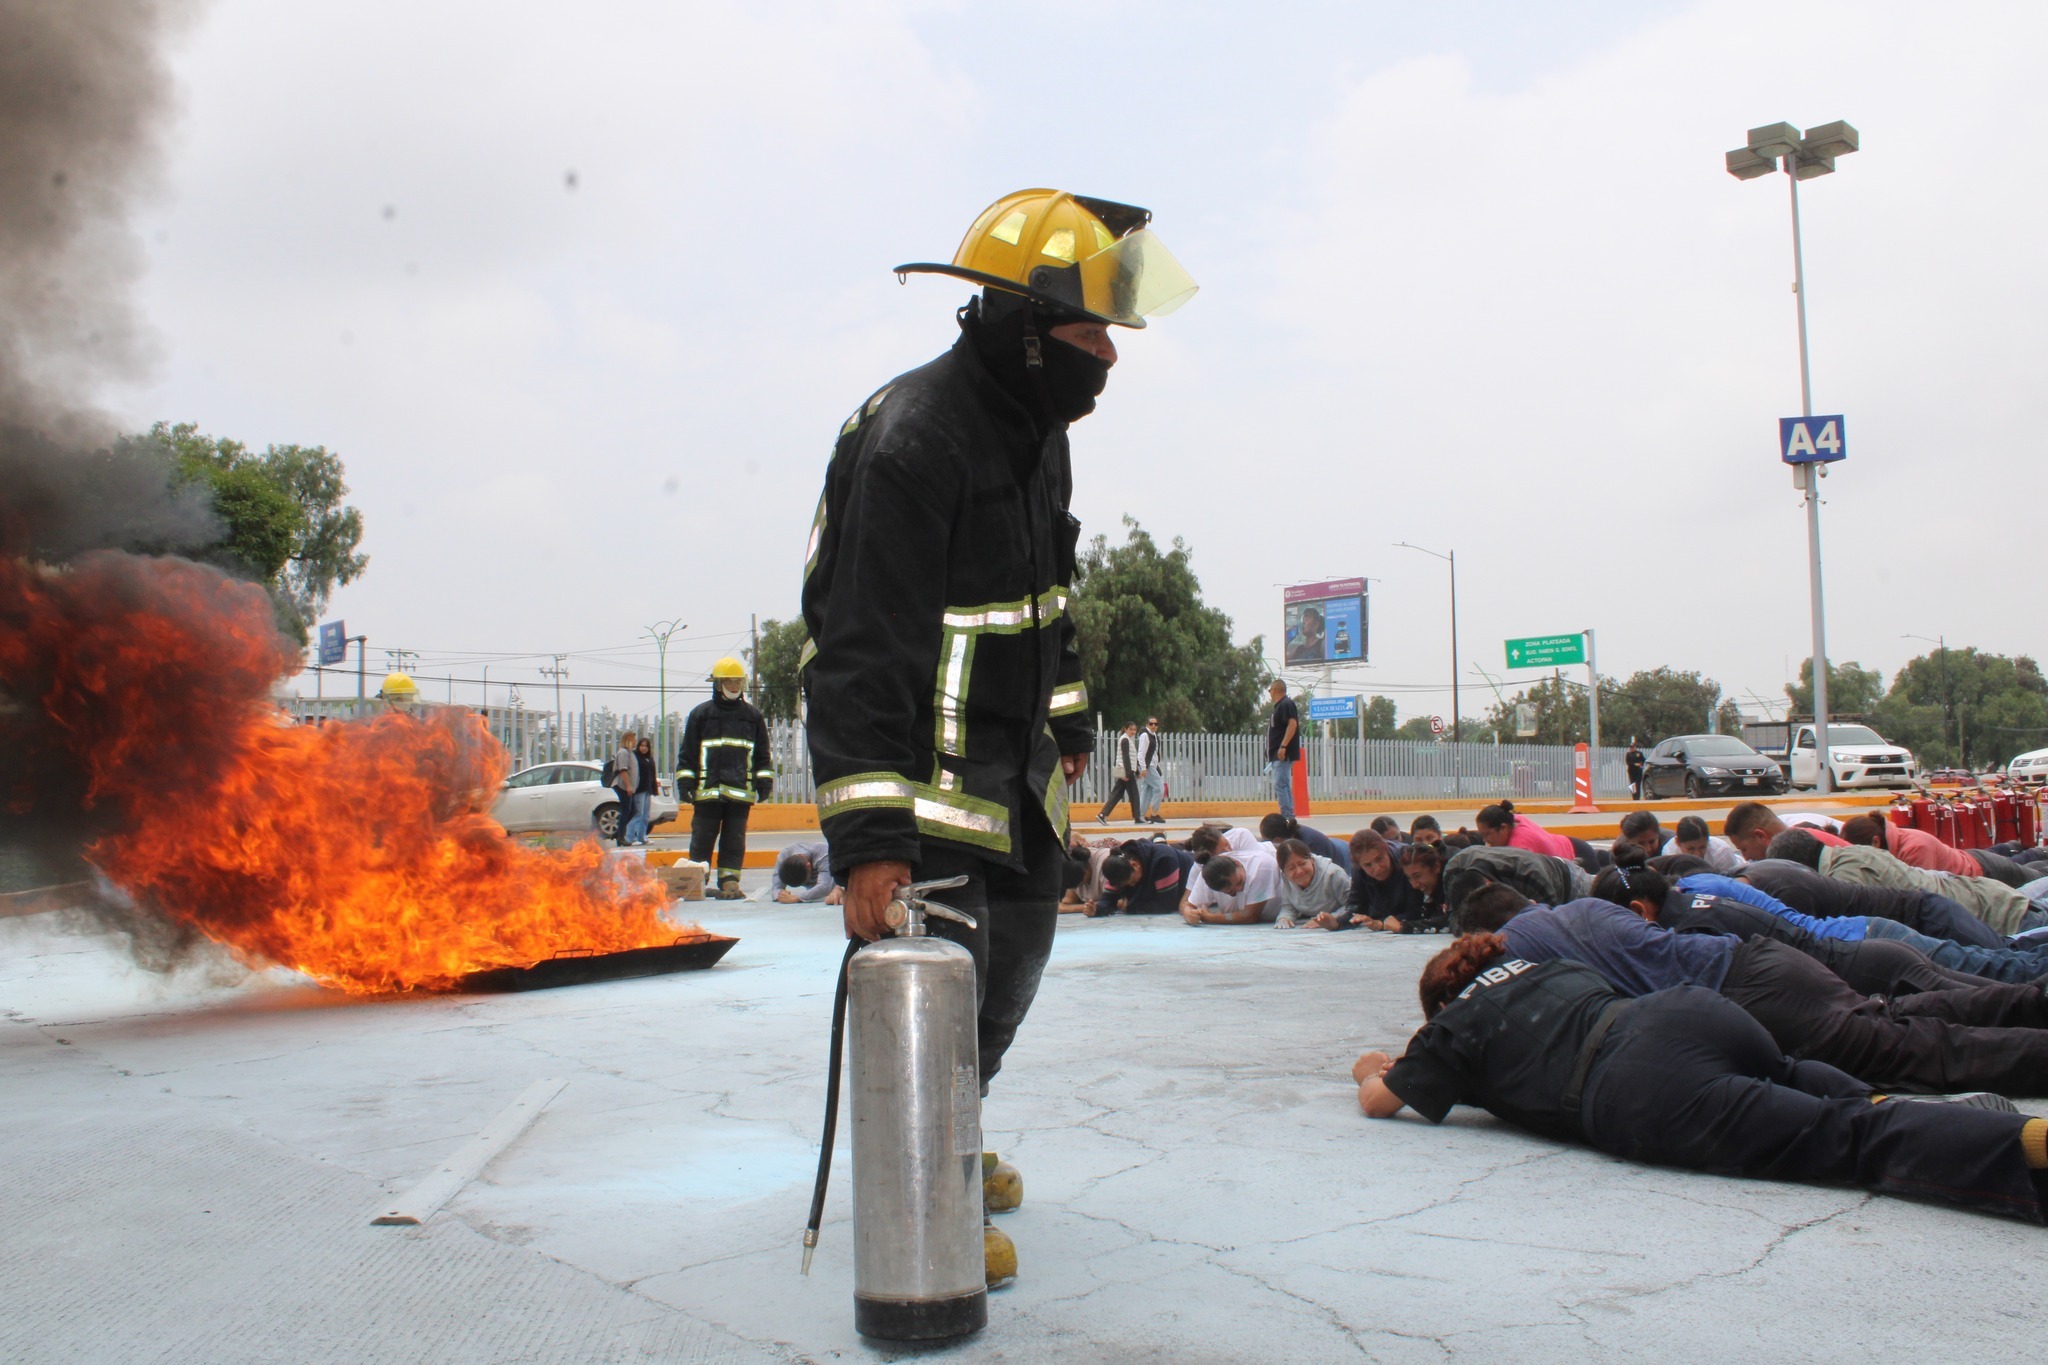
[378,672,419,702]
[895,189,1197,329]
[709,656,746,682]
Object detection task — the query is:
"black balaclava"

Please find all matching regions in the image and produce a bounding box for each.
[963,289,1111,426]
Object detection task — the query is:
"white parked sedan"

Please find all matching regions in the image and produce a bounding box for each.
[490,761,680,839]
[2007,748,2048,787]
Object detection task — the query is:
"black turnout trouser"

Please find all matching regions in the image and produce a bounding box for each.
[689,800,751,882]
[1720,938,2048,1095]
[1580,986,2045,1223]
[1097,778,1139,824]
[913,806,1062,1092]
[1971,849,2039,889]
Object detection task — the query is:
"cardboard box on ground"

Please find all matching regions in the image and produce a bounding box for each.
[645,850,708,900]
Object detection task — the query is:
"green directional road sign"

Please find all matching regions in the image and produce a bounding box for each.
[1505,633,1586,669]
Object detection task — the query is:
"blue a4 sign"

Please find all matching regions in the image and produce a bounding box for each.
[1780,415,1846,464]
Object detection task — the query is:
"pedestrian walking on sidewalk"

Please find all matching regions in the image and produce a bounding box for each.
[1098,722,1142,825]
[608,729,638,847]
[1136,716,1166,824]
[624,737,656,845]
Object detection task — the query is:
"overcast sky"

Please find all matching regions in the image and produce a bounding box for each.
[118,0,2048,729]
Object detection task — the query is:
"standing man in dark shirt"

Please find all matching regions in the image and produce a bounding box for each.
[1266,680,1300,819]
[1625,739,1645,799]
[1351,936,2048,1224]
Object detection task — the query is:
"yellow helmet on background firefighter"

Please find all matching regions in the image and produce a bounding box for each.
[709,657,746,684]
[378,672,419,711]
[894,189,1197,329]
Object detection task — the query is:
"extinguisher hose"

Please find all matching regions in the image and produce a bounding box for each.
[802,938,860,1273]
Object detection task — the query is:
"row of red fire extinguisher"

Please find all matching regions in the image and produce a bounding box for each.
[1890,788,2043,850]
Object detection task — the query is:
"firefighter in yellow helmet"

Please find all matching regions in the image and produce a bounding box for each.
[676,656,773,900]
[377,671,419,712]
[801,191,1195,1293]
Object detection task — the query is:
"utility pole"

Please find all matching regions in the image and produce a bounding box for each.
[750,613,761,698]
[541,655,570,761]
[645,619,687,776]
[352,634,368,715]
[1585,628,1600,791]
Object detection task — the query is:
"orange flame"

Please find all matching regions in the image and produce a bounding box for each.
[1,551,686,994]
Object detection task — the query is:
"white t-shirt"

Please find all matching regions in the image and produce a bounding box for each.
[1662,834,1747,873]
[1190,840,1280,915]
[1780,812,1842,834]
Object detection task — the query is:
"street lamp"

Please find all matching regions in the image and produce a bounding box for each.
[1394,541,1459,796]
[1728,118,1858,794]
[645,619,687,779]
[1902,632,1953,761]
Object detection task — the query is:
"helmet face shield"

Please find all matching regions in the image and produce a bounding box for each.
[897,189,1198,328]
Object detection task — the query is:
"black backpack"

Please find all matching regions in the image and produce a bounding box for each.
[600,756,618,785]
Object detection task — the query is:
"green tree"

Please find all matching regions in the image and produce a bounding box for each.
[146,422,368,644]
[1070,518,1266,732]
[1876,648,2048,769]
[746,617,807,722]
[1600,667,1725,745]
[1785,657,1885,717]
[1394,714,1438,742]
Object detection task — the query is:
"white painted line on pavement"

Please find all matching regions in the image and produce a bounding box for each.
[371,1077,567,1226]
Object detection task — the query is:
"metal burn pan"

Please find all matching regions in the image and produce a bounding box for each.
[456,934,738,993]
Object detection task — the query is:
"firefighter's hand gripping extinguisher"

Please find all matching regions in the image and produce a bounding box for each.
[803,874,987,1341]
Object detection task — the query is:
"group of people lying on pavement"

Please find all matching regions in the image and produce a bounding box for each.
[1351,805,2048,1226]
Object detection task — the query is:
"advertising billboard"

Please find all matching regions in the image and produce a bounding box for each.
[1282,578,1367,667]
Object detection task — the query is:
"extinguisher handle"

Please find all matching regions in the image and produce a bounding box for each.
[882,875,977,934]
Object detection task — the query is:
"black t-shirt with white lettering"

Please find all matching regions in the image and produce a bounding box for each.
[1659,888,1815,949]
[1382,958,1623,1141]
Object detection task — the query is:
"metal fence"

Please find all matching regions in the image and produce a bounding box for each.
[763,720,1628,807]
[278,704,1630,807]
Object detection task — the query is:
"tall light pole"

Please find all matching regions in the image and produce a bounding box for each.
[1728,118,1858,794]
[645,619,687,777]
[1394,541,1459,796]
[1903,632,1953,761]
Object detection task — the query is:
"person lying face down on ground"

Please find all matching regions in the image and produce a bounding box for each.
[1323,829,1427,932]
[1441,843,1592,926]
[1395,842,1452,934]
[1654,854,2048,986]
[1594,852,2010,1000]
[1457,881,2048,1097]
[1769,828,2048,938]
[1349,933,2048,1224]
[1840,814,2042,890]
[1270,839,1353,928]
[1723,801,1847,863]
[1181,841,1281,924]
[1092,839,1197,916]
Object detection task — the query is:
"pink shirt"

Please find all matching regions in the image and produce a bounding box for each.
[1507,817,1577,860]
[1882,823,1982,876]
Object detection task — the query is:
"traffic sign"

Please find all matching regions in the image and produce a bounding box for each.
[1307,696,1358,722]
[1505,633,1585,669]
[317,620,348,666]
[1428,715,1445,736]
[1780,415,1846,464]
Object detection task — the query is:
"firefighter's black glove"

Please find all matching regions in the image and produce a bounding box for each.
[755,781,773,802]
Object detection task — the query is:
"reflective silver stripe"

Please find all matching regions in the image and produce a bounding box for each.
[1049,683,1088,716]
[798,635,817,670]
[804,493,828,578]
[936,630,972,753]
[818,775,916,813]
[865,385,893,416]
[940,586,1068,633]
[914,796,1008,840]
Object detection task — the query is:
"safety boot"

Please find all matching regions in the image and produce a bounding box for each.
[713,876,745,901]
[981,1150,1022,1214]
[983,1216,1017,1289]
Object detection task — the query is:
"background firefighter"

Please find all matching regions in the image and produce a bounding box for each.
[800,188,1196,1288]
[676,657,773,900]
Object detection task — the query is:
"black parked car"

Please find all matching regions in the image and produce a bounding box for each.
[1640,734,1787,799]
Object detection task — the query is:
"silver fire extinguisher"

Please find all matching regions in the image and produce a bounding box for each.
[802,875,986,1342]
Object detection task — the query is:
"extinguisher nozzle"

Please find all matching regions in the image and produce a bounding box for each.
[801,1228,818,1276]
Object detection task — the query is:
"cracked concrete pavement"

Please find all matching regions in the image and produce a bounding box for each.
[7,880,2047,1363]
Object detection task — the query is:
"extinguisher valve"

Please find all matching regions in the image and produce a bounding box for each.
[884,875,977,936]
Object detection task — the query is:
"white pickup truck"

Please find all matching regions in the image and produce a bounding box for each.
[1740,720,1915,791]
